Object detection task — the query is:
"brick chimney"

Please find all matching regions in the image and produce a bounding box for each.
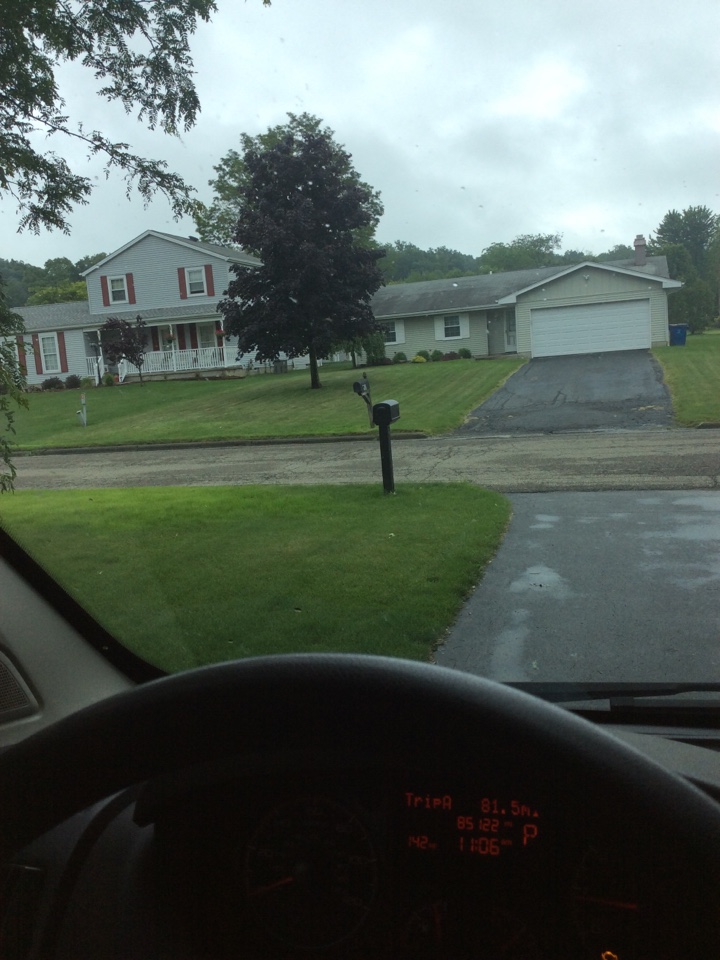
[634,234,647,266]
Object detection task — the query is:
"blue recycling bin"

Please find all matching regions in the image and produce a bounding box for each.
[669,324,688,346]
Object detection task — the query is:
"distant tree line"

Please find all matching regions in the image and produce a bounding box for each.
[0,253,107,307]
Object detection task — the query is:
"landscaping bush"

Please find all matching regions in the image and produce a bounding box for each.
[430,349,444,362]
[64,374,82,389]
[102,373,115,387]
[411,354,428,363]
[41,377,64,391]
[442,351,461,361]
[392,351,407,363]
[363,332,387,366]
[80,377,96,389]
[458,348,472,359]
[417,350,430,361]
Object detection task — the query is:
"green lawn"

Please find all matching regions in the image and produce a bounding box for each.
[653,330,720,425]
[12,358,524,449]
[0,484,510,672]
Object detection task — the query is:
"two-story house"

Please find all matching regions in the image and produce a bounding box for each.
[14,231,267,386]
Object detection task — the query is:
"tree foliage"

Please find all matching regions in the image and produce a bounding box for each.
[0,286,28,492]
[0,0,275,234]
[101,315,148,382]
[1,252,106,306]
[652,206,720,280]
[379,241,479,283]
[217,114,386,389]
[651,207,720,332]
[478,233,563,272]
[27,280,88,305]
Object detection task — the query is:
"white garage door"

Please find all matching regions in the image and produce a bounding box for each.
[531,300,651,358]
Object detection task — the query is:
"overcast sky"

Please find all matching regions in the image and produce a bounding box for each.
[2,0,719,268]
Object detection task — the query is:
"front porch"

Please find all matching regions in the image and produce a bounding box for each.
[82,320,350,384]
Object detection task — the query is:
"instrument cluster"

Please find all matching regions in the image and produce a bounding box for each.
[127,763,658,959]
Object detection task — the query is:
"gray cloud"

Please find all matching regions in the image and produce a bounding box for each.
[2,0,718,265]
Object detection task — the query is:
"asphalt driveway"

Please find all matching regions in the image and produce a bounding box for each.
[435,490,720,683]
[458,350,673,434]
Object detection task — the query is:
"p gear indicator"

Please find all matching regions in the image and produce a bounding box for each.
[402,791,541,858]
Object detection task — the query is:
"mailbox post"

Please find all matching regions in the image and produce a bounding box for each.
[353,376,400,493]
[372,399,400,494]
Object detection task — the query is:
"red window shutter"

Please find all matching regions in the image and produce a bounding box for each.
[151,328,160,351]
[177,325,186,350]
[126,273,136,304]
[189,323,198,350]
[15,336,27,375]
[57,332,68,373]
[31,334,43,374]
[100,275,110,307]
[204,264,215,297]
[178,268,188,300]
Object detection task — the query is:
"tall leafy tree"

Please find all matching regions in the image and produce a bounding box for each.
[1,0,269,235]
[101,315,148,383]
[652,206,720,280]
[217,114,385,390]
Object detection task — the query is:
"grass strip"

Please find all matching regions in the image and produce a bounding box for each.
[653,330,720,425]
[12,358,525,449]
[0,484,510,673]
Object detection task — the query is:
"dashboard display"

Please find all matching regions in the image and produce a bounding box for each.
[402,790,541,859]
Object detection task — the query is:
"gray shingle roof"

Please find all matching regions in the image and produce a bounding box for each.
[370,256,671,319]
[14,301,220,332]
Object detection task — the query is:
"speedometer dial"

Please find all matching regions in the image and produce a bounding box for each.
[244,796,378,950]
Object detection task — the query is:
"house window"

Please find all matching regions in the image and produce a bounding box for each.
[109,277,128,303]
[444,315,461,338]
[383,321,397,344]
[40,334,60,373]
[186,267,206,295]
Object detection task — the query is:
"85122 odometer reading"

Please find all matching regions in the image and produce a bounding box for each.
[402,790,541,859]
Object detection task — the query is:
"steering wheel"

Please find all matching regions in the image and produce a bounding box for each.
[2,654,720,957]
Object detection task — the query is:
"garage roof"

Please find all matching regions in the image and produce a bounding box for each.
[371,256,673,319]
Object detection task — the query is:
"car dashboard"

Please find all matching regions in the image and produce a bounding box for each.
[1,539,720,959]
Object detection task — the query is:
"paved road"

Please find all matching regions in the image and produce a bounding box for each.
[15,430,720,492]
[435,490,720,683]
[458,350,673,434]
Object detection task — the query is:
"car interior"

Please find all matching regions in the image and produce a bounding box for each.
[2,525,720,959]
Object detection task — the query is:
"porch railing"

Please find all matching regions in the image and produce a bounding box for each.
[118,346,236,380]
[85,357,106,381]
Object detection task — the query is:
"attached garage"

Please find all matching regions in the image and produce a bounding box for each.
[530,300,651,358]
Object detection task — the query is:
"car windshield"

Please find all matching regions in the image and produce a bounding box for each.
[1,0,719,699]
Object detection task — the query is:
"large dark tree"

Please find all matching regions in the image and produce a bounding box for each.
[1,0,269,235]
[217,114,385,390]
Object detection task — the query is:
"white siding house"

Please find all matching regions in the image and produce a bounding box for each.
[12,231,328,386]
[372,237,681,361]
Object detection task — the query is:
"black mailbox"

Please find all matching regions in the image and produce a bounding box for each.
[372,399,400,426]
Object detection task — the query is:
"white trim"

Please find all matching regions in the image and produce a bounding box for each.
[108,275,128,303]
[185,266,206,296]
[434,313,470,340]
[39,332,61,373]
[383,318,405,344]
